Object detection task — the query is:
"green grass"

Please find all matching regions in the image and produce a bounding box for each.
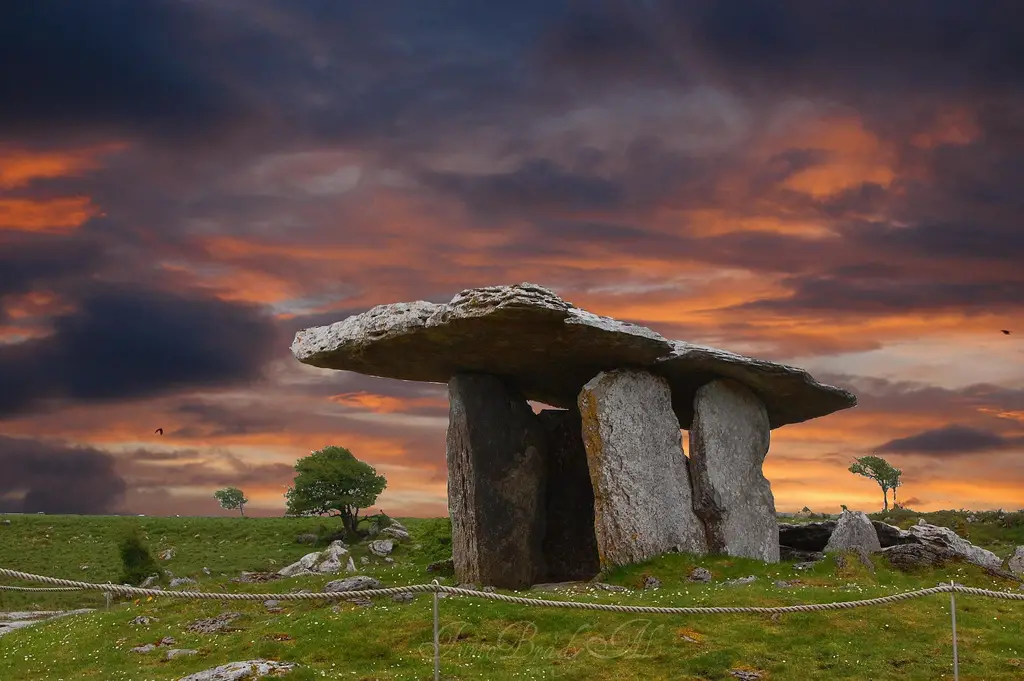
[1,511,1022,680]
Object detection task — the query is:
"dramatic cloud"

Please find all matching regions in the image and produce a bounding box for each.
[877,424,1018,455]
[0,436,126,514]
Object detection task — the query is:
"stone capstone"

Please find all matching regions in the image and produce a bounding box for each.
[447,373,547,588]
[578,370,707,568]
[291,283,856,429]
[778,521,837,552]
[689,379,778,562]
[824,510,882,554]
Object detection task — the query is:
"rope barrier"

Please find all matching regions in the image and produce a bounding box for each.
[3,566,1021,613]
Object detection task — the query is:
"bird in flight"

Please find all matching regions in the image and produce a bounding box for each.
[1001,330,1011,335]
[155,428,164,435]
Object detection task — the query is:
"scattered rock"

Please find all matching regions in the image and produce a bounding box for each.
[381,525,410,542]
[916,518,927,526]
[966,515,977,523]
[360,557,369,565]
[642,575,661,590]
[824,510,881,554]
[202,567,211,576]
[130,616,156,626]
[230,571,281,584]
[724,576,758,586]
[384,557,394,563]
[169,577,197,589]
[160,636,177,646]
[689,567,712,582]
[140,575,161,588]
[368,539,394,557]
[883,543,955,572]
[778,521,837,552]
[264,600,283,613]
[295,533,319,545]
[792,561,818,571]
[392,593,415,603]
[324,576,382,593]
[774,580,801,588]
[908,523,1002,570]
[346,598,373,608]
[186,612,242,634]
[166,649,199,660]
[159,548,175,561]
[0,610,94,637]
[176,659,296,681]
[689,379,778,562]
[131,643,157,653]
[729,671,763,680]
[278,540,350,577]
[79,564,89,570]
[426,558,454,574]
[780,546,823,562]
[482,585,497,593]
[580,369,707,568]
[0,519,10,526]
[1008,546,1024,577]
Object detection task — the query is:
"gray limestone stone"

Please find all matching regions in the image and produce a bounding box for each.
[1009,546,1024,577]
[578,370,707,568]
[824,510,882,554]
[689,379,779,562]
[447,373,546,588]
[907,523,1002,570]
[292,283,856,429]
[536,407,599,581]
[176,660,296,681]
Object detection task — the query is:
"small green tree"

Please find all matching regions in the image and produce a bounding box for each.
[284,446,387,538]
[214,487,248,516]
[849,455,903,511]
[118,529,160,586]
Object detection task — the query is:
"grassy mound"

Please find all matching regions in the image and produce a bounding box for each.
[0,511,1022,680]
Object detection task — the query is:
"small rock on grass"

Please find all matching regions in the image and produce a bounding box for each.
[729,669,763,680]
[176,659,296,681]
[642,575,661,590]
[689,567,712,582]
[166,649,198,660]
[264,600,283,613]
[723,576,757,586]
[186,612,242,634]
[392,593,415,604]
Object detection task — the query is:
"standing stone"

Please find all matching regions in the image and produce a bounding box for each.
[1009,546,1024,577]
[537,408,600,581]
[689,379,779,562]
[824,509,882,554]
[447,373,547,588]
[578,370,707,568]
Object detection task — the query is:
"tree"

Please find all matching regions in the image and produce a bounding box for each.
[284,446,387,538]
[214,487,248,516]
[849,455,903,511]
[118,529,160,586]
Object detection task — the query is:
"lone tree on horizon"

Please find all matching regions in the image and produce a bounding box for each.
[849,455,903,512]
[284,445,387,538]
[214,487,248,516]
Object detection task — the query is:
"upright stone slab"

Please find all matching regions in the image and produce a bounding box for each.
[578,370,707,568]
[447,373,547,588]
[689,378,779,562]
[537,408,600,581]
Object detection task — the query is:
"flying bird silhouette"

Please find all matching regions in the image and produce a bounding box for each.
[1001,330,1011,335]
[155,428,163,435]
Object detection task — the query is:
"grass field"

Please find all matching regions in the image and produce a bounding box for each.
[1,510,1023,680]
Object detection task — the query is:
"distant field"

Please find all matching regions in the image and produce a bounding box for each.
[1,510,1022,680]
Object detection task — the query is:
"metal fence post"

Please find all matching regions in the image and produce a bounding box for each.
[950,581,959,681]
[432,579,440,681]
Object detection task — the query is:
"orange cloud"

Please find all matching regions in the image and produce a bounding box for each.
[0,144,123,189]
[328,391,447,414]
[0,197,97,233]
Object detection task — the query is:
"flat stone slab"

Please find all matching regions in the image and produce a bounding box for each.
[292,283,855,428]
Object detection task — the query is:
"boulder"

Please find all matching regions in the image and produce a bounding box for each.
[1009,546,1024,577]
[278,540,349,577]
[367,539,394,557]
[186,612,241,634]
[291,283,856,430]
[324,576,382,593]
[578,370,707,568]
[907,523,1002,570]
[689,379,778,562]
[166,649,198,660]
[536,407,600,581]
[883,543,955,572]
[688,567,713,582]
[824,510,882,554]
[169,577,197,589]
[381,525,410,542]
[872,521,920,548]
[778,521,836,551]
[176,660,296,681]
[446,373,547,588]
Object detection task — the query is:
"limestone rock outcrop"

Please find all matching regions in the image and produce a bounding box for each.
[908,523,1003,570]
[292,283,856,429]
[824,510,882,554]
[447,374,547,588]
[689,379,778,562]
[579,370,707,568]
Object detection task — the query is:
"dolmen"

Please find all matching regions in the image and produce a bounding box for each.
[292,283,857,588]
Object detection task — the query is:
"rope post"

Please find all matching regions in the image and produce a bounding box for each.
[104,591,112,610]
[431,579,441,681]
[950,581,959,681]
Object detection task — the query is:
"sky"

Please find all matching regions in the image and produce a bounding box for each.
[1,0,1023,518]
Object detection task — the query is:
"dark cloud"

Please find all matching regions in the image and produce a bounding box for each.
[0,286,282,417]
[0,436,125,514]
[0,0,249,144]
[119,448,294,490]
[877,424,1018,455]
[0,234,104,300]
